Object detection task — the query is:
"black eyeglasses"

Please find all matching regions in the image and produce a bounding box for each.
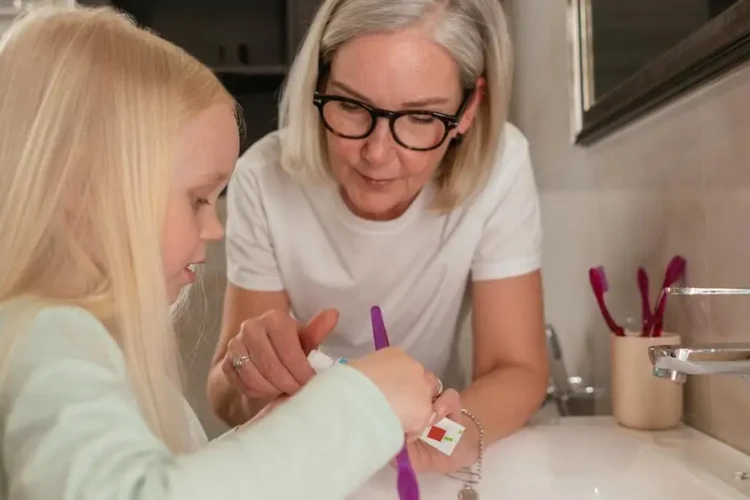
[312,90,473,152]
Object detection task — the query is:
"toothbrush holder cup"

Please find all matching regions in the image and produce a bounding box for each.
[611,332,683,430]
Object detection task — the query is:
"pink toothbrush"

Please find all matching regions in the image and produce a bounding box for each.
[637,267,651,335]
[649,255,686,337]
[588,266,624,336]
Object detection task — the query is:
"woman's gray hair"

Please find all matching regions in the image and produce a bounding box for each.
[279,0,513,211]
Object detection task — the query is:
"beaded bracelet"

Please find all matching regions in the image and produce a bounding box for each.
[446,408,484,499]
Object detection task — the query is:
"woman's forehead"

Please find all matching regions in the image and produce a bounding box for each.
[329,28,462,106]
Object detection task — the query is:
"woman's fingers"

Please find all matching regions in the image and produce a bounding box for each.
[431,388,462,423]
[298,308,339,353]
[260,309,317,386]
[224,334,279,397]
[222,308,340,399]
[240,315,302,395]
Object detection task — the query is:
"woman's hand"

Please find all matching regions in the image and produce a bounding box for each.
[400,389,480,474]
[248,395,291,423]
[220,308,339,400]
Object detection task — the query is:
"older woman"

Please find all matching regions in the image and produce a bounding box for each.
[207,0,548,475]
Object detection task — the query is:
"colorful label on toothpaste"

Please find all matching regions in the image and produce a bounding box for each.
[419,417,465,456]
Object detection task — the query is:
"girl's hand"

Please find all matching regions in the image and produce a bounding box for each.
[249,348,442,440]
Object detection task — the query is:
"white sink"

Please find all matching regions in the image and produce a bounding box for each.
[350,416,750,499]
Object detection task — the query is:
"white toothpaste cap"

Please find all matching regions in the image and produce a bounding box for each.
[307,349,337,373]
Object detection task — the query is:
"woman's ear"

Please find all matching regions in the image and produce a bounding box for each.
[457,76,486,134]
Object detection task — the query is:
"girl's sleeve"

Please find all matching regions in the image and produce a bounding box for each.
[1,306,402,500]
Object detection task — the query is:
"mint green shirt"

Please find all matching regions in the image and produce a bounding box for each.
[0,305,403,499]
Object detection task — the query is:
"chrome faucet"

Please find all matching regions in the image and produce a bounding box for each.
[648,287,750,383]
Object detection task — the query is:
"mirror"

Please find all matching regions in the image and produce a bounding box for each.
[571,0,750,144]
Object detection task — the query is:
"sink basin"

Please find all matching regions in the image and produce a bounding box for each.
[350,416,750,499]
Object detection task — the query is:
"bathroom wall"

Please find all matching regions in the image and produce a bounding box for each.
[506,0,750,453]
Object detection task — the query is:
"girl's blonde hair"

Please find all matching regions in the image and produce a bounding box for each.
[279,0,513,211]
[0,5,232,452]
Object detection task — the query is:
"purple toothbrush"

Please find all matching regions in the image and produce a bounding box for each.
[370,306,420,500]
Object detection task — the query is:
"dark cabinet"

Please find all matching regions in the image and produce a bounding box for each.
[104,0,322,152]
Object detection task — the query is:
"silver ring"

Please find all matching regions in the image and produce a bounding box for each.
[434,377,444,400]
[232,355,252,371]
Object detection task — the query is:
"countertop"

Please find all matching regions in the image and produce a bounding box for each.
[350,416,750,499]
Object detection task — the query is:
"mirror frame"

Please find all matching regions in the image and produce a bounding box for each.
[570,0,750,145]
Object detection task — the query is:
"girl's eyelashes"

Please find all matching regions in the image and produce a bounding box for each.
[192,196,210,208]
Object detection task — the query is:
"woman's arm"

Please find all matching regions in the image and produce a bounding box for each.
[429,127,548,469]
[415,271,548,472]
[3,306,404,500]
[212,135,313,426]
[464,127,548,441]
[461,270,548,441]
[206,283,291,426]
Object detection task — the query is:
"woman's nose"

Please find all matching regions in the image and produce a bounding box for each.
[362,119,396,165]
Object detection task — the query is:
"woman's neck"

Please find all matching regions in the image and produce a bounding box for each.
[340,189,420,221]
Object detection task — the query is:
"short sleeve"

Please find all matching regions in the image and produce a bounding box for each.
[225,139,285,291]
[471,127,543,281]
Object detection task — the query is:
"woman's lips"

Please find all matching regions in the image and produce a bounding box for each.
[358,171,395,187]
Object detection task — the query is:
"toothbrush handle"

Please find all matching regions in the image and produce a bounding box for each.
[651,256,686,337]
[370,306,420,500]
[589,270,623,336]
[637,268,651,333]
[371,306,390,349]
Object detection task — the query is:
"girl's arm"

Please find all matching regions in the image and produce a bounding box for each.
[2,306,402,500]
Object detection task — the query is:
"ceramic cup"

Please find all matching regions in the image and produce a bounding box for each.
[611,331,683,430]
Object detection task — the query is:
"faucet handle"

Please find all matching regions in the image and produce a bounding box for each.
[648,345,689,383]
[648,345,673,365]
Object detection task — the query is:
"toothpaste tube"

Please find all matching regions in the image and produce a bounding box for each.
[306,349,348,373]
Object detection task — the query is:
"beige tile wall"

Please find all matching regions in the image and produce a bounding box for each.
[507,0,750,452]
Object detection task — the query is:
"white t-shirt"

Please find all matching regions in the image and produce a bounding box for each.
[226,123,542,378]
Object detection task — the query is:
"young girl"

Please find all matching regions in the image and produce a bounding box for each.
[0,6,441,499]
